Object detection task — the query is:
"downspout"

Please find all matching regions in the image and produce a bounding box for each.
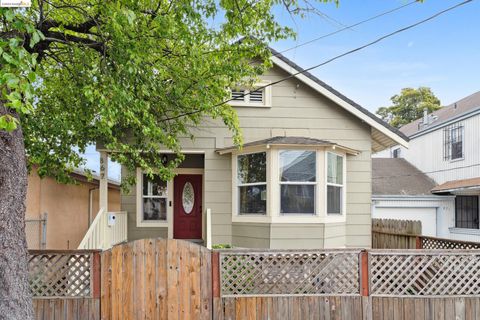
[88,187,98,227]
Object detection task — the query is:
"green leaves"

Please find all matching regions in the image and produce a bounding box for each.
[376,87,442,128]
[1,0,329,184]
[0,115,18,132]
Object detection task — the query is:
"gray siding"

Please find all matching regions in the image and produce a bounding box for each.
[232,223,270,248]
[270,224,325,249]
[121,64,373,248]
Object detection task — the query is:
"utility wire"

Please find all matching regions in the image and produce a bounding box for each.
[162,0,473,122]
[276,0,419,56]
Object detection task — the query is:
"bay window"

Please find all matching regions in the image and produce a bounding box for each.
[279,150,316,214]
[237,152,267,215]
[233,146,348,222]
[327,152,344,214]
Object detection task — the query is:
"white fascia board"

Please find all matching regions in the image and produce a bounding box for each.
[270,56,409,149]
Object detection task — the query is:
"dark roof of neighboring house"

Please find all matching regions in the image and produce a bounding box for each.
[400,91,480,137]
[431,177,480,194]
[216,136,359,155]
[269,47,410,143]
[372,158,437,195]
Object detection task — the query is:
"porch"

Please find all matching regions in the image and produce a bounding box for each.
[79,151,213,250]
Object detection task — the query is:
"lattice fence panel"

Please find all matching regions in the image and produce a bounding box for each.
[422,237,480,249]
[29,252,93,297]
[220,250,361,297]
[370,251,480,296]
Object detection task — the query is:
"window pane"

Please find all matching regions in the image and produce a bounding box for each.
[143,174,167,196]
[455,196,479,229]
[280,150,316,182]
[327,185,342,214]
[238,152,266,184]
[280,185,315,214]
[239,185,267,215]
[327,153,343,185]
[143,198,167,221]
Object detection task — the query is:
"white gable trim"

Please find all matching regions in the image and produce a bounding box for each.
[271,56,409,149]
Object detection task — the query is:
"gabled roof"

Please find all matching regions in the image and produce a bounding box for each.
[269,47,409,152]
[372,158,436,195]
[400,91,480,137]
[216,136,359,155]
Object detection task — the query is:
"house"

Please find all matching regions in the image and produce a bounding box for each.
[375,91,480,241]
[371,158,454,237]
[25,166,121,249]
[94,48,408,249]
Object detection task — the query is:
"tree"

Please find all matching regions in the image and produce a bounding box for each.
[0,1,334,318]
[376,87,442,128]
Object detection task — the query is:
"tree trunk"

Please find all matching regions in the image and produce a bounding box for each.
[0,110,34,320]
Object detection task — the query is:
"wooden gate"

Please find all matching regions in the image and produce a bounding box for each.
[101,239,212,319]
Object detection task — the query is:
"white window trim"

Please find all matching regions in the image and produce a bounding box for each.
[449,126,465,162]
[325,151,347,222]
[232,147,347,224]
[279,150,317,216]
[136,168,173,229]
[229,81,272,108]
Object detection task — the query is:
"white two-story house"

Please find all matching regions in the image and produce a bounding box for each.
[374,91,480,242]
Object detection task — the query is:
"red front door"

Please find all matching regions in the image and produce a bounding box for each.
[173,174,202,239]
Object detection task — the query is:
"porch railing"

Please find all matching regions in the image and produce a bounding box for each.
[78,208,128,250]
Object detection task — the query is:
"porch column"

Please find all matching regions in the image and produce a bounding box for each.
[99,151,109,212]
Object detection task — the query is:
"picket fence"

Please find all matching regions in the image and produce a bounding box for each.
[29,239,480,320]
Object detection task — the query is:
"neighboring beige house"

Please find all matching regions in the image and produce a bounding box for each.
[26,167,121,249]
[97,49,409,249]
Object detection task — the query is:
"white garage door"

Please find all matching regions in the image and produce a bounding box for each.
[373,207,437,237]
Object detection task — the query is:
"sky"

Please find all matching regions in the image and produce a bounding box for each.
[82,0,480,181]
[271,0,480,111]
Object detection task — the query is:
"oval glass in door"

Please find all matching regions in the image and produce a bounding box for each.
[182,182,194,214]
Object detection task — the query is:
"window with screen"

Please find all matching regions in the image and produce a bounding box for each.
[455,196,479,229]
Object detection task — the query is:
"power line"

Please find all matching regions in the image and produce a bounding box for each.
[163,0,473,122]
[372,162,480,180]
[276,0,419,56]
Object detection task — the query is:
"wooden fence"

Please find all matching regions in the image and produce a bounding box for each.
[372,218,480,250]
[29,239,480,320]
[28,249,100,320]
[372,218,422,249]
[100,239,212,320]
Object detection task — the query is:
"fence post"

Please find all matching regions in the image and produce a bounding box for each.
[91,251,101,299]
[211,251,220,299]
[41,212,48,249]
[416,236,423,249]
[360,250,369,296]
[360,250,372,320]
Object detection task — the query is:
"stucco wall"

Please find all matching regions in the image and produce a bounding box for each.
[26,168,120,249]
[121,64,374,249]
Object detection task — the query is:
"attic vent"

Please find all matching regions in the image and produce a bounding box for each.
[249,89,264,103]
[231,89,246,101]
[229,81,271,107]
